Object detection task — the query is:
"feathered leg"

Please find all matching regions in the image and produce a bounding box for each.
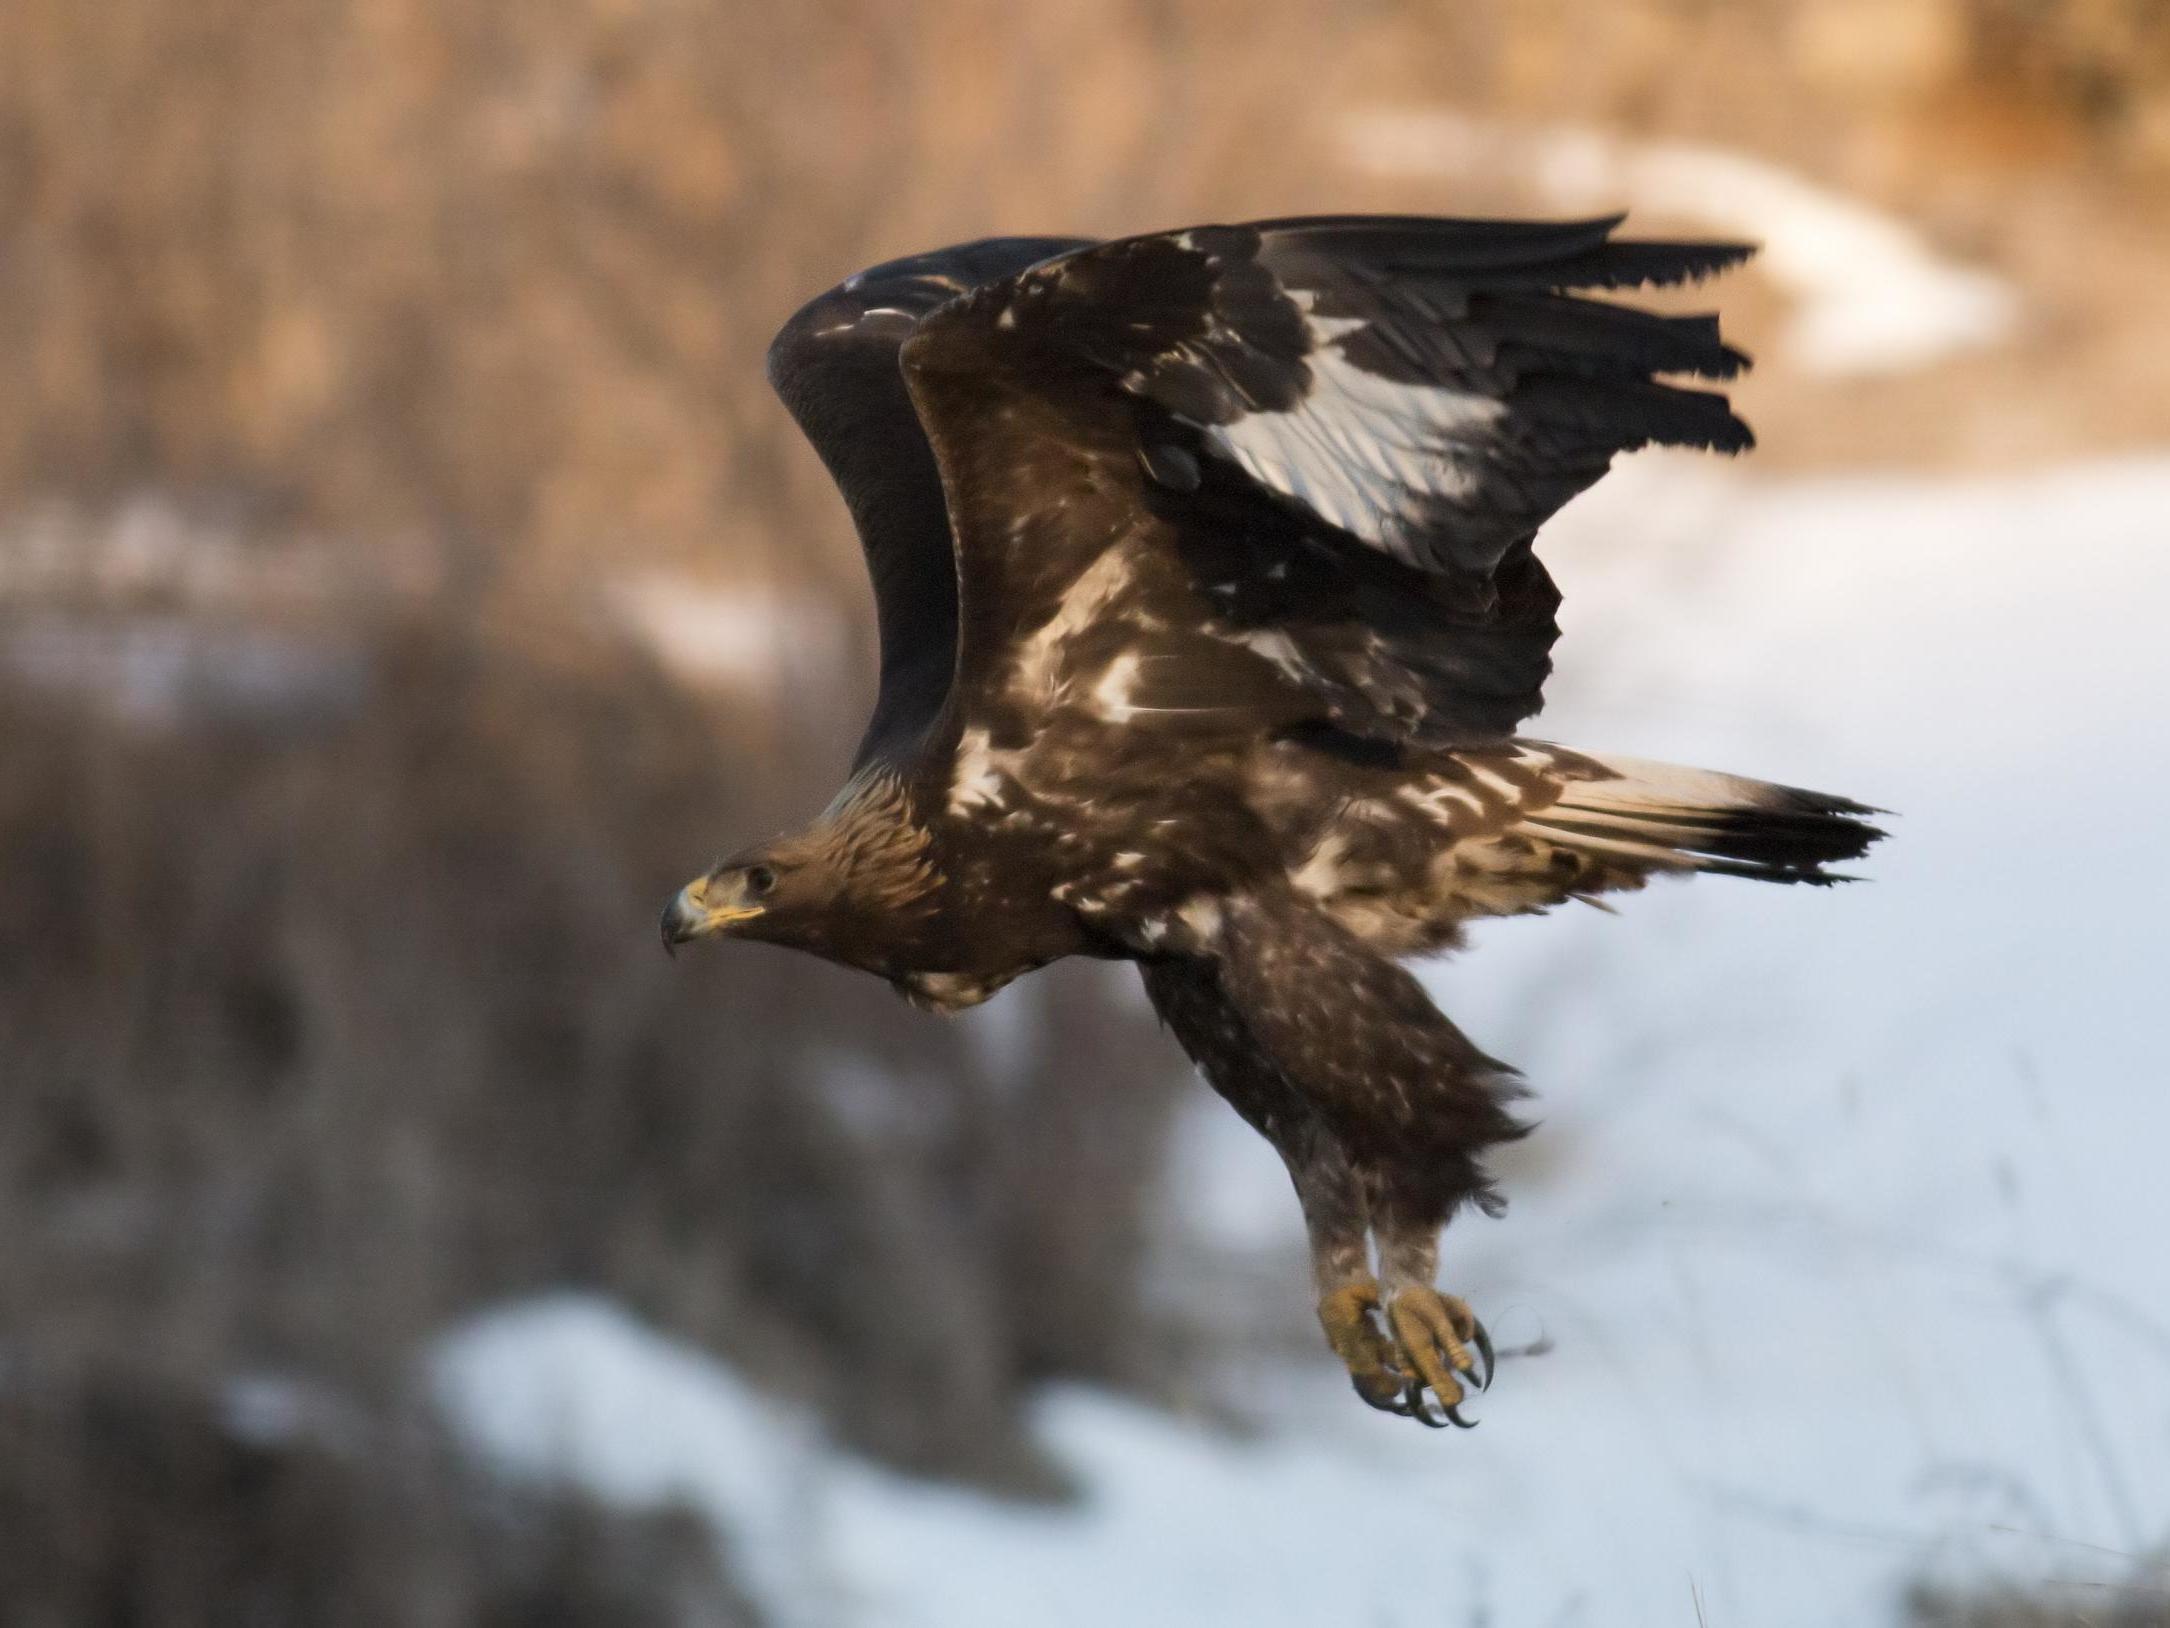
[1141,958,1410,1413]
[1173,890,1528,1423]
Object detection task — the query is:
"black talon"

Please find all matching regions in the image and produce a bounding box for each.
[1355,1378,1408,1415]
[1404,1381,1450,1427]
[1444,1403,1479,1430]
[1473,1320,1496,1392]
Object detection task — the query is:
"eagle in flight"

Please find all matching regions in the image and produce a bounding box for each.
[663,216,1882,1426]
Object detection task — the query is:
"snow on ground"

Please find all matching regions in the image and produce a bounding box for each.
[433,1297,836,1627]
[608,570,852,695]
[1341,107,2021,375]
[0,495,441,606]
[0,611,369,729]
[435,454,2170,1627]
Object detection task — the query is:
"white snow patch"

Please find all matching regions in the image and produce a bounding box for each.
[438,456,2170,1628]
[610,572,848,691]
[221,1372,369,1452]
[0,496,441,607]
[1341,108,2021,375]
[430,1295,831,1628]
[2,612,367,728]
[1179,452,2170,1625]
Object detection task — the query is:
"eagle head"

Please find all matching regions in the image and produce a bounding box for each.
[660,771,938,965]
[660,855,794,955]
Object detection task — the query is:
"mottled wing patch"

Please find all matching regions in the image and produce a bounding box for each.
[1277,743,1583,952]
[1204,338,1507,560]
[1271,740,1885,955]
[902,215,1758,752]
[1005,216,1754,582]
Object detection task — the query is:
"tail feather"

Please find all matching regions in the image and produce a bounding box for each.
[1524,753,1885,887]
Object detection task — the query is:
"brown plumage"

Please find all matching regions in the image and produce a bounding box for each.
[662,217,1884,1425]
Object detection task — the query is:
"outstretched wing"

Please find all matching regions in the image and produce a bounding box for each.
[900,215,1752,746]
[766,236,1092,764]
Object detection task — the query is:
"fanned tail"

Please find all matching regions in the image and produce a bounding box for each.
[1523,753,1886,886]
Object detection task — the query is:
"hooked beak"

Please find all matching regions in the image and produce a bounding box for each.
[659,876,764,957]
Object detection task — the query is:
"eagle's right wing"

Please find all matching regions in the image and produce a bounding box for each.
[901,216,1753,748]
[766,236,1092,765]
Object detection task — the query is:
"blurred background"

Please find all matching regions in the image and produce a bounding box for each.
[2,1,2168,1623]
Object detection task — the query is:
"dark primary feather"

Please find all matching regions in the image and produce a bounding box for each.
[984,214,1751,577]
[765,236,1091,763]
[898,214,1757,747]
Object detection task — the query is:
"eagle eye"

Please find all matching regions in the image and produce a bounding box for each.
[744,864,778,898]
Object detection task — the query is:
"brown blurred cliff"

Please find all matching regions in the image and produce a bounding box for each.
[3,0,2167,596]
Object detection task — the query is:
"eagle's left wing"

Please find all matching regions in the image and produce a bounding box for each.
[901,215,1753,747]
[767,236,1093,765]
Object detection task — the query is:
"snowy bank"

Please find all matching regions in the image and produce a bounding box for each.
[438,455,2170,1628]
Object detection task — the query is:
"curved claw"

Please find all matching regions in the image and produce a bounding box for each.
[1443,1403,1480,1430]
[1353,1375,1413,1415]
[1472,1318,1496,1392]
[1405,1381,1452,1428]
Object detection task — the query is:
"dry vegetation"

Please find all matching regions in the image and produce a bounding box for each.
[6,0,2166,595]
[0,613,1184,1476]
[0,608,1188,1611]
[1906,1555,2170,1628]
[3,0,2168,1615]
[3,0,2167,583]
[0,1364,755,1628]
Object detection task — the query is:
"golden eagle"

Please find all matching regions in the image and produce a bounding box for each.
[662,217,1882,1426]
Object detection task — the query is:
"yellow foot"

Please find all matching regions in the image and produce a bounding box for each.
[1385,1287,1495,1429]
[1316,1280,1412,1414]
